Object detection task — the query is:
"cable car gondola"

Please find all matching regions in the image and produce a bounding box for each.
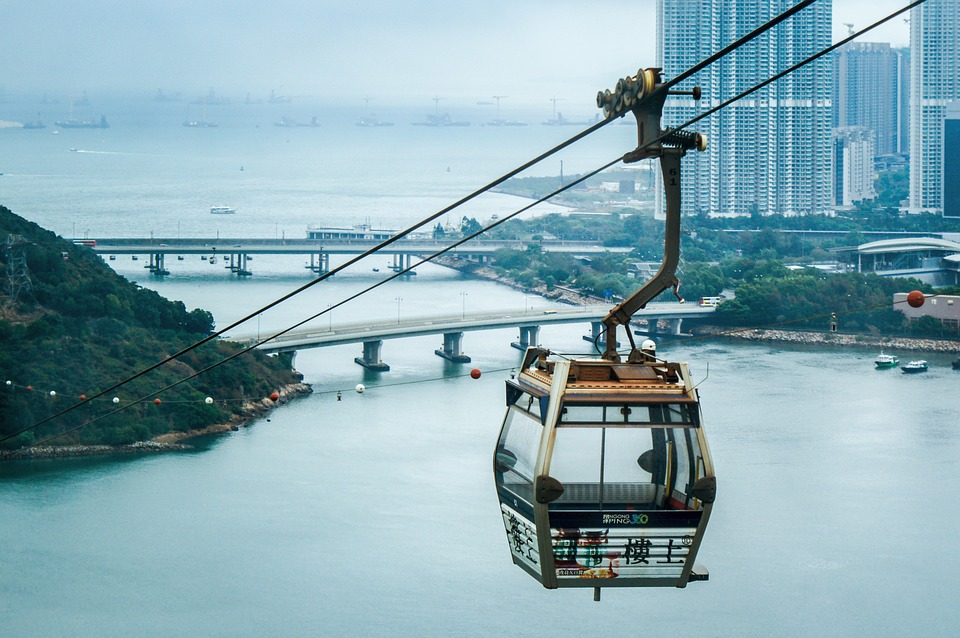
[494,69,716,598]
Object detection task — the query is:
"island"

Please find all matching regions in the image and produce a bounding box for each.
[0,205,310,459]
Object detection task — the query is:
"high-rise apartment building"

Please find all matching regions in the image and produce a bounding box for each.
[833,127,877,208]
[833,42,900,157]
[943,103,960,215]
[909,0,960,216]
[896,48,910,156]
[657,0,833,216]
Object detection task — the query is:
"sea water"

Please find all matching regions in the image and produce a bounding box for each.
[1,98,959,637]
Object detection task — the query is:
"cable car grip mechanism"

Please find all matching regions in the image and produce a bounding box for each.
[595,68,707,362]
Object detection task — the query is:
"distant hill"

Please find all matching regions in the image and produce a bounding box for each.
[0,205,308,453]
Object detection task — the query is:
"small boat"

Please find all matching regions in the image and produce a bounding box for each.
[901,360,928,374]
[210,206,236,214]
[875,351,899,369]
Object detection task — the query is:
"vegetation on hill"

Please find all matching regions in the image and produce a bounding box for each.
[0,206,304,452]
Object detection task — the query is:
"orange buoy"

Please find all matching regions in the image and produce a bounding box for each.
[153,398,162,406]
[270,392,280,402]
[907,290,925,308]
[470,368,482,379]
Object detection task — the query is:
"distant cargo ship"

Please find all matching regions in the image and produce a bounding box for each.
[356,116,394,127]
[275,116,320,128]
[412,113,469,127]
[55,115,109,129]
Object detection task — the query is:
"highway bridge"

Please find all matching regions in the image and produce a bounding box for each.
[224,303,715,371]
[85,237,632,276]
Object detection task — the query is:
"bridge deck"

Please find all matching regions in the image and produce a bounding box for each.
[224,304,715,353]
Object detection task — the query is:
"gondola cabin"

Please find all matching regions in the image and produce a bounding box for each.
[494,346,715,595]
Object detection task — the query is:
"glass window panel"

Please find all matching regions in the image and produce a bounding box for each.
[550,428,601,484]
[560,402,697,426]
[671,428,691,499]
[602,428,655,483]
[562,405,604,423]
[496,408,542,502]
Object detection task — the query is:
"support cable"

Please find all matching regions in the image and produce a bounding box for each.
[3,159,619,452]
[3,0,863,446]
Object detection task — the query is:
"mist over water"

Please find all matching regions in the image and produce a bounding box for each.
[1,98,959,637]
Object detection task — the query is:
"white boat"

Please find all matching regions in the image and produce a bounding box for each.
[901,360,928,374]
[210,206,236,215]
[874,352,899,369]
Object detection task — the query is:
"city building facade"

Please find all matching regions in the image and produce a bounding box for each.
[657,0,833,216]
[909,0,960,215]
[833,127,877,208]
[833,42,901,157]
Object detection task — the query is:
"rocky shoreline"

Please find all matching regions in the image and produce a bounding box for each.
[694,326,960,354]
[3,382,312,461]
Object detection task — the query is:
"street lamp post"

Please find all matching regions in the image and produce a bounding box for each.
[460,292,468,319]
[395,297,402,325]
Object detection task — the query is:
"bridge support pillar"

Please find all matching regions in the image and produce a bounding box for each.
[511,325,540,351]
[391,253,417,275]
[354,340,390,371]
[634,318,684,338]
[149,253,169,275]
[228,253,252,276]
[435,332,471,363]
[582,320,619,351]
[666,318,683,336]
[307,252,329,275]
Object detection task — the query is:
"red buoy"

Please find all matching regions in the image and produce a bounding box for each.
[907,290,925,308]
[153,398,162,406]
[80,394,87,400]
[270,392,280,402]
[470,368,482,379]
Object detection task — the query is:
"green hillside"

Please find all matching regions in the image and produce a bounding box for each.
[0,206,306,452]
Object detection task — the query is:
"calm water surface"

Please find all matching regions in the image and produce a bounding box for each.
[1,100,959,637]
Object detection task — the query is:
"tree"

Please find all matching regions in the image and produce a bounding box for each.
[460,217,482,236]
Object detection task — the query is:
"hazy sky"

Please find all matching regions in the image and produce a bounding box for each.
[2,0,913,107]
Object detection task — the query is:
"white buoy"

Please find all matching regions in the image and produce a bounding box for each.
[205,397,214,404]
[355,384,365,394]
[112,397,120,404]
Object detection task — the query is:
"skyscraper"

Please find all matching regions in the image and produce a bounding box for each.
[909,0,960,216]
[833,42,900,157]
[833,127,878,208]
[657,0,833,216]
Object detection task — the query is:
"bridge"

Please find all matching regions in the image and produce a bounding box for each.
[224,303,716,371]
[85,237,632,276]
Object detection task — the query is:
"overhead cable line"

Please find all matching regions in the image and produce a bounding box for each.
[3,159,620,453]
[661,0,818,91]
[657,0,927,139]
[1,0,838,445]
